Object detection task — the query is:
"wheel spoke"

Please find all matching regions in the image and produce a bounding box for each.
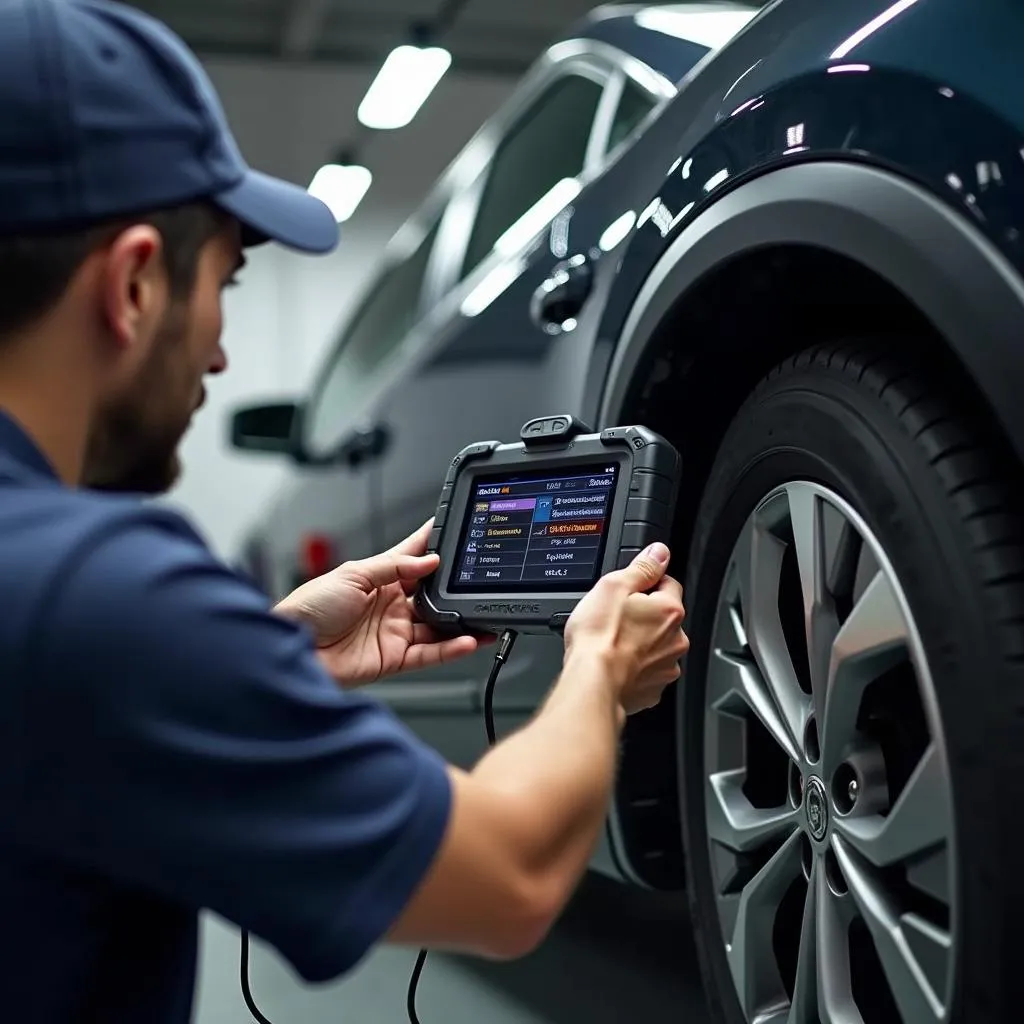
[786,863,818,1024]
[833,743,950,868]
[708,769,800,854]
[733,518,811,759]
[786,484,840,725]
[820,570,908,778]
[711,649,802,764]
[832,835,949,1023]
[814,865,863,1024]
[827,517,863,605]
[725,828,804,1020]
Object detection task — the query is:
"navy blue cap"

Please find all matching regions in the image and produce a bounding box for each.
[0,0,339,253]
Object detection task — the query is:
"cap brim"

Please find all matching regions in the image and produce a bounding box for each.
[214,169,340,254]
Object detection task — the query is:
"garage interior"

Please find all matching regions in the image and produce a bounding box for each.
[116,0,715,1021]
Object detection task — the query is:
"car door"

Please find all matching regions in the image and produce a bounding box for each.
[360,44,672,761]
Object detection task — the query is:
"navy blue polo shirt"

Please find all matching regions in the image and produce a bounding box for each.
[0,411,452,1022]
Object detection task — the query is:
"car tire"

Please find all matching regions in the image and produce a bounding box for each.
[678,341,1024,1024]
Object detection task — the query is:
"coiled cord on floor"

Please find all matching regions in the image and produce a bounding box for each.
[406,629,517,1024]
[240,629,519,1024]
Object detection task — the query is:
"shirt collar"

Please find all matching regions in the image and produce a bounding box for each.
[0,409,60,481]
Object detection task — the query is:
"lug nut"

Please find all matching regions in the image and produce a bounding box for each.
[833,744,888,816]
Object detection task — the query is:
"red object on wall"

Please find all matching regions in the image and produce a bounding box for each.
[300,533,335,580]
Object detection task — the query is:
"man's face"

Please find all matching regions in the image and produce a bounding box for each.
[84,223,242,494]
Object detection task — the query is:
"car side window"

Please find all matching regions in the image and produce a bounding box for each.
[460,72,604,280]
[605,77,658,156]
[304,219,441,458]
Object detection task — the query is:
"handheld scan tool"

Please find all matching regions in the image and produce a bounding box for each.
[415,415,681,636]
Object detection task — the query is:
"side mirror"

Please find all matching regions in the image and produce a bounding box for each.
[228,401,301,458]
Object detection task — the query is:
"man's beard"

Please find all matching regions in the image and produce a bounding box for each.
[82,305,192,496]
[84,420,184,496]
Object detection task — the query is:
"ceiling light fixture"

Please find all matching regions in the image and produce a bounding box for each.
[307,158,373,223]
[357,43,452,130]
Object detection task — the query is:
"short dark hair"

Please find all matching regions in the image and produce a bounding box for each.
[0,202,229,339]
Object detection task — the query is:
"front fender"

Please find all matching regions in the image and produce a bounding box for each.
[590,57,1024,460]
[597,59,1024,345]
[597,157,1024,464]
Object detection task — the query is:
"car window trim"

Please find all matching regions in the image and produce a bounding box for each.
[430,53,612,298]
[455,57,609,283]
[398,36,675,315]
[428,40,676,314]
[591,56,677,164]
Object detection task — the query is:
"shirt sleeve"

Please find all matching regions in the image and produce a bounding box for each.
[18,510,453,982]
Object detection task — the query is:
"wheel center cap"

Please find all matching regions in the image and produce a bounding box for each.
[804,776,829,841]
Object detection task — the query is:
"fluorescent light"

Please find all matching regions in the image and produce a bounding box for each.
[494,178,582,257]
[308,163,372,223]
[358,45,452,130]
[634,7,757,50]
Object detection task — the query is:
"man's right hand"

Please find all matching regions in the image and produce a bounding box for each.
[563,542,688,715]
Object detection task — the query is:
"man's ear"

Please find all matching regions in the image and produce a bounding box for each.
[100,225,167,351]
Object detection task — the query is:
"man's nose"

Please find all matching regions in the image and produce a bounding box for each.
[209,346,228,375]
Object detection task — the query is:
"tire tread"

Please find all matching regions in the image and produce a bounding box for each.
[749,342,1024,653]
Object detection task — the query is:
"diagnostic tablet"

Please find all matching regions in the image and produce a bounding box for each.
[414,415,681,635]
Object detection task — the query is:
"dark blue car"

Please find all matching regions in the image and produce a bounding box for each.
[231,2,1024,1020]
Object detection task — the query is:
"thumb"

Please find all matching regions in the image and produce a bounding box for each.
[354,551,440,590]
[618,542,670,593]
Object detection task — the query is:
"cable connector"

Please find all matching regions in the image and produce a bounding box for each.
[495,629,517,665]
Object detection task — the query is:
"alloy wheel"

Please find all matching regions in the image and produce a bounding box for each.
[703,481,957,1023]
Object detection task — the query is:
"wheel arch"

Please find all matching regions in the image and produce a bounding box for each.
[599,159,1024,890]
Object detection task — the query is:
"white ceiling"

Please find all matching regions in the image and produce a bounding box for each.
[127,0,620,76]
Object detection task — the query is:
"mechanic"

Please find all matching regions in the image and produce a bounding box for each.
[0,1,688,1021]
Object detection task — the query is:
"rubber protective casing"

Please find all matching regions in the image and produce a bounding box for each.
[414,421,681,635]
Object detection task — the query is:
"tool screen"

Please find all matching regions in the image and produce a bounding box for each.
[448,462,620,592]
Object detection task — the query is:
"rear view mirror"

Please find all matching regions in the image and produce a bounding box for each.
[228,401,301,457]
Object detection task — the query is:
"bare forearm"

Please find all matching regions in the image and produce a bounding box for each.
[471,650,626,907]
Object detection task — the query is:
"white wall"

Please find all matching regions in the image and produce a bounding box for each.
[162,57,514,561]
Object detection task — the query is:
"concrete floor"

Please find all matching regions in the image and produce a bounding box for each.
[193,872,713,1024]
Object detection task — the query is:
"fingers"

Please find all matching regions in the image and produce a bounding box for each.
[357,551,440,590]
[396,553,441,595]
[653,574,684,604]
[623,651,687,715]
[402,633,481,671]
[390,518,435,557]
[614,542,671,594]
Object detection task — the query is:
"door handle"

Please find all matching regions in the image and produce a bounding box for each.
[341,423,390,468]
[530,253,594,334]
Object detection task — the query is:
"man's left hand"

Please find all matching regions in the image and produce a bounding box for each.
[275,519,486,686]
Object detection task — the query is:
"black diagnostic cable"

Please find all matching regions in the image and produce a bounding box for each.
[239,628,520,1024]
[406,628,518,1024]
[240,929,274,1024]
